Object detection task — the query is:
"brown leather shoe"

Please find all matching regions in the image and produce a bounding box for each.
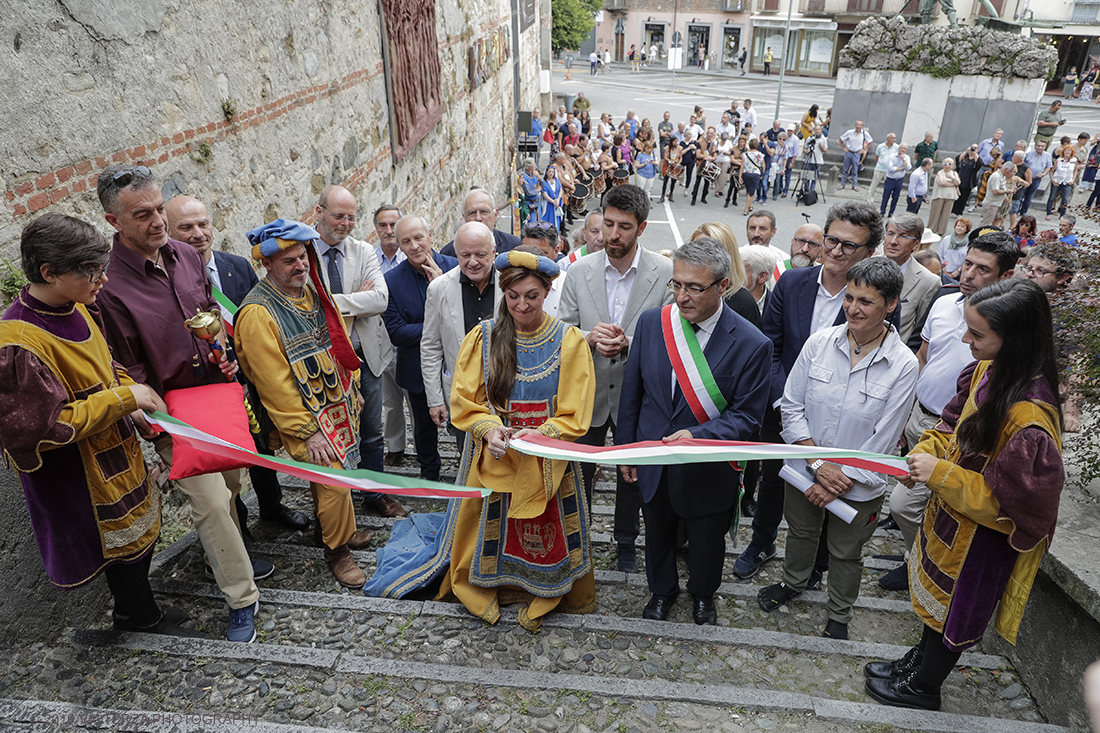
[367,495,407,518]
[324,544,366,588]
[383,451,404,467]
[347,530,372,550]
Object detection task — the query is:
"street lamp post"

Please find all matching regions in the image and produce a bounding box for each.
[774,0,795,122]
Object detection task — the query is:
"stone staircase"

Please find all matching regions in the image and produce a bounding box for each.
[0,444,1067,733]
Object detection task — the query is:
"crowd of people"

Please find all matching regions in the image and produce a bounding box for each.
[0,105,1081,712]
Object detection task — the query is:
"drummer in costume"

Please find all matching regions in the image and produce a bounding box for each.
[691,127,719,206]
[598,142,617,197]
[725,136,748,209]
[428,248,595,631]
[658,139,684,204]
[520,158,542,225]
[618,237,772,625]
[233,220,372,589]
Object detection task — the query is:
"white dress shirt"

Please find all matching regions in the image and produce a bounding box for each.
[917,294,971,415]
[205,258,223,293]
[811,267,846,336]
[780,324,918,502]
[604,246,641,326]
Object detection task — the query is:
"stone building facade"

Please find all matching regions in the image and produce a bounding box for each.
[1,0,548,262]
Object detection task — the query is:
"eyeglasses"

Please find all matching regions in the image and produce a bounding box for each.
[321,205,357,222]
[1026,265,1059,277]
[792,237,822,250]
[823,234,869,256]
[884,229,919,242]
[111,166,151,188]
[79,261,110,284]
[667,278,721,295]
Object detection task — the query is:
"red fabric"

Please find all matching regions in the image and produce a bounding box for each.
[163,382,253,479]
[503,496,569,566]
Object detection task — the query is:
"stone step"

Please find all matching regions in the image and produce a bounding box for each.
[147,577,1001,669]
[63,623,1063,732]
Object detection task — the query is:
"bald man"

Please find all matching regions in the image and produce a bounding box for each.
[422,221,502,455]
[312,185,404,518]
[440,188,522,258]
[166,195,310,532]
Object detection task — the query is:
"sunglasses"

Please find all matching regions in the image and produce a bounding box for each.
[111,166,151,188]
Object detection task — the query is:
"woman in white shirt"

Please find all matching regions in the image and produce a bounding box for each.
[715,133,735,198]
[757,258,918,641]
[1046,144,1078,220]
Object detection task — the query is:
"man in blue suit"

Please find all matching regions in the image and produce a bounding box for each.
[618,238,772,626]
[166,195,309,532]
[735,201,893,582]
[438,189,521,258]
[383,216,457,481]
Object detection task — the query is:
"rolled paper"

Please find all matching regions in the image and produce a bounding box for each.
[779,464,860,525]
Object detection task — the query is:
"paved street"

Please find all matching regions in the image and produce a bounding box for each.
[551,65,1099,253]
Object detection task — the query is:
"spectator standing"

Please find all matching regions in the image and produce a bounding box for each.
[927,159,960,236]
[839,121,872,190]
[937,217,972,280]
[1034,100,1066,148]
[1020,140,1052,215]
[979,162,1010,227]
[907,158,933,214]
[913,133,938,168]
[867,133,899,205]
[1046,144,1078,220]
[953,144,982,215]
[764,47,773,75]
[881,144,912,217]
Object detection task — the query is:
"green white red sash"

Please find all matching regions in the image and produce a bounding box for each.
[144,411,490,499]
[661,304,726,423]
[565,246,587,267]
[212,285,237,337]
[773,258,794,282]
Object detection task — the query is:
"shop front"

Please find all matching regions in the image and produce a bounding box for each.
[687,23,712,67]
[644,22,666,62]
[721,24,744,70]
[749,16,838,78]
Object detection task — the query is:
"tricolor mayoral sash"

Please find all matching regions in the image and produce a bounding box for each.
[661,303,744,474]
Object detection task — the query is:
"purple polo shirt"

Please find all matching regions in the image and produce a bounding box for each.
[96,235,222,394]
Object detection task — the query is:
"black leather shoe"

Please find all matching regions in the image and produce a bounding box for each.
[865,646,924,680]
[260,505,311,531]
[865,671,941,710]
[113,605,189,631]
[616,544,638,573]
[740,497,757,518]
[642,595,675,621]
[692,596,717,625]
[878,515,899,531]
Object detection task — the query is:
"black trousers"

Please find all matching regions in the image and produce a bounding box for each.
[916,624,963,688]
[576,417,641,544]
[407,389,441,480]
[661,174,678,198]
[105,551,160,626]
[642,468,734,600]
[692,172,711,202]
[749,405,829,570]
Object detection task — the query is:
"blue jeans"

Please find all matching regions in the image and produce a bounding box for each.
[842,151,861,187]
[881,177,904,216]
[1047,183,1072,216]
[781,165,793,194]
[758,159,772,201]
[803,162,819,192]
[358,365,385,476]
[1020,177,1041,214]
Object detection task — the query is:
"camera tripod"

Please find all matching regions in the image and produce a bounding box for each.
[793,139,825,208]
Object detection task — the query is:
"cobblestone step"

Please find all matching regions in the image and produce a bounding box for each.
[59,627,1064,733]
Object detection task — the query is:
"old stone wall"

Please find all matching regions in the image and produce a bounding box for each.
[0,0,544,262]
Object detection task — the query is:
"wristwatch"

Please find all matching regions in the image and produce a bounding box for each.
[808,459,827,477]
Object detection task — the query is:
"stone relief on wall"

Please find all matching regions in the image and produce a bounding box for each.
[379,0,443,162]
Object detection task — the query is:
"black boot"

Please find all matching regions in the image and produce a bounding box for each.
[864,646,924,680]
[865,670,941,711]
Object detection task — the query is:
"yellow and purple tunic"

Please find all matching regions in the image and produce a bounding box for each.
[910,361,1063,650]
[0,288,160,588]
[440,315,596,631]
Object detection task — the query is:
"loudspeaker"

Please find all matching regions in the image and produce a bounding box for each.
[517,111,533,134]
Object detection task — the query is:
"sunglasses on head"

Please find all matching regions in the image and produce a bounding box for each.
[111,166,151,188]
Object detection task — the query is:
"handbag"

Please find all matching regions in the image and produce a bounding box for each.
[543,128,554,144]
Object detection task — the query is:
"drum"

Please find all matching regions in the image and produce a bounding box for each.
[667,162,685,180]
[612,170,630,187]
[568,183,590,213]
[591,173,606,194]
[702,161,720,182]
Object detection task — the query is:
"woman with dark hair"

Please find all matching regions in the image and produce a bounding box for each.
[866,278,1064,711]
[800,104,819,140]
[1012,214,1037,250]
[438,247,596,631]
[578,109,592,137]
[739,137,765,216]
[953,144,982,215]
[0,214,200,638]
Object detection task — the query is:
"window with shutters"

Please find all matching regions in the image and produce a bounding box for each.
[846,0,884,12]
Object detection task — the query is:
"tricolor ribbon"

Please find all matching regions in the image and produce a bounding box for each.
[144,411,490,499]
[510,433,909,477]
[661,304,726,423]
[773,258,795,282]
[212,285,237,337]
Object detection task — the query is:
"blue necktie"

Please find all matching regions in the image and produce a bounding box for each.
[326,249,343,294]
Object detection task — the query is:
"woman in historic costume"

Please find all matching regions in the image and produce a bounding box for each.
[0,214,200,637]
[539,165,564,233]
[865,277,1064,711]
[520,158,543,225]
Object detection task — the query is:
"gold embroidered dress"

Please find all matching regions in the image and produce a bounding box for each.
[0,288,160,588]
[439,315,596,630]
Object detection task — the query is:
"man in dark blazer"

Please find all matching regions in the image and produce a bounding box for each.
[735,201,894,582]
[618,238,772,626]
[439,189,520,258]
[166,195,309,531]
[383,216,457,481]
